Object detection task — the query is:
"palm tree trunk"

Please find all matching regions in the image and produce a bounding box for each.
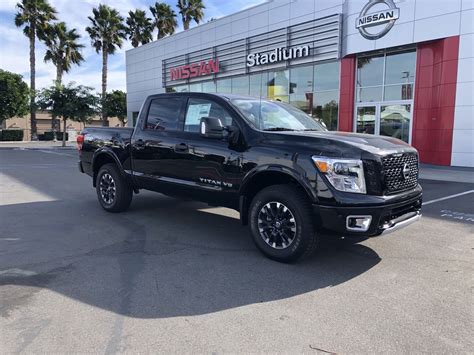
[52,66,62,141]
[62,117,66,147]
[183,19,189,30]
[101,48,108,127]
[56,66,62,85]
[29,28,37,141]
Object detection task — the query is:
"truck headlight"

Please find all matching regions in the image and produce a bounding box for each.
[312,156,366,194]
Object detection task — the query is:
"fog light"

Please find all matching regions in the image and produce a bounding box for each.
[346,215,372,232]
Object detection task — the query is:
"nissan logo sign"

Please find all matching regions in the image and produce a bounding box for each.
[356,0,400,40]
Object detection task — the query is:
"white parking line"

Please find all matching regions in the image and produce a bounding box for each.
[423,190,474,206]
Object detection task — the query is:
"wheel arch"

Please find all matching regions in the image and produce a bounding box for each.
[92,149,126,188]
[239,166,317,225]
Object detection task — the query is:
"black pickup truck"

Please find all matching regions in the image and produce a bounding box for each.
[78,92,422,262]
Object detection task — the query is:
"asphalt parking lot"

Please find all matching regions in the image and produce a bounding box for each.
[0,148,473,353]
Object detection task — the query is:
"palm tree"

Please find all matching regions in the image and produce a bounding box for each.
[15,0,57,140]
[44,22,84,143]
[125,9,153,47]
[150,3,177,39]
[44,22,84,84]
[86,4,126,126]
[177,0,205,31]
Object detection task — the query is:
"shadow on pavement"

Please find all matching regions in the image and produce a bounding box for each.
[0,194,380,319]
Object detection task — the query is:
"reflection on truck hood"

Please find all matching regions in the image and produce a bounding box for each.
[270,130,415,157]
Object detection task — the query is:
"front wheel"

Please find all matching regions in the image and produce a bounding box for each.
[96,163,133,213]
[249,184,318,262]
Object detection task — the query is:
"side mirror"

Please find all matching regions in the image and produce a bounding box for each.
[200,117,224,139]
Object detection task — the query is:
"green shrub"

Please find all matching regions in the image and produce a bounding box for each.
[0,129,24,141]
[43,131,68,141]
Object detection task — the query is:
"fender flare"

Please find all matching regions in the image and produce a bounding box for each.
[91,148,127,187]
[238,165,318,225]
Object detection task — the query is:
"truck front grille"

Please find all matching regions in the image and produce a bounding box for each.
[382,153,419,194]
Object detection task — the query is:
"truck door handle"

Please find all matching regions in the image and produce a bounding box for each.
[174,143,188,152]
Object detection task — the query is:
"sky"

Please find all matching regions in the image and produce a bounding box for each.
[0,0,265,93]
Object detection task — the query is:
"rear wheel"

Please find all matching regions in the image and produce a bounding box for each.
[249,184,318,262]
[96,163,132,212]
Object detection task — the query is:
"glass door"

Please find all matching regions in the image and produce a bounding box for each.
[380,103,412,143]
[356,106,377,135]
[355,103,412,144]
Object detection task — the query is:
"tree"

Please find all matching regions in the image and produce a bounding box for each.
[177,0,205,31]
[86,4,126,127]
[38,83,98,146]
[103,90,127,126]
[150,2,177,39]
[44,22,84,85]
[15,0,57,140]
[0,70,30,126]
[125,9,153,47]
[44,21,84,137]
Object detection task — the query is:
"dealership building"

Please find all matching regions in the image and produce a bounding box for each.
[126,0,474,167]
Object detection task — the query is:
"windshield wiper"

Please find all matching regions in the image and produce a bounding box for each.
[263,127,296,131]
[301,128,320,131]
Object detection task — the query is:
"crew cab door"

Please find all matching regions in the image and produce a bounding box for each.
[130,96,187,190]
[174,96,246,207]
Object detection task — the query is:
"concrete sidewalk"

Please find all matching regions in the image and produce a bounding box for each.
[0,141,75,149]
[420,164,473,184]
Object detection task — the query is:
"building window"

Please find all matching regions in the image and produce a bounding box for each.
[232,76,249,95]
[312,62,340,130]
[166,85,189,93]
[216,78,232,93]
[202,81,216,93]
[356,50,415,103]
[249,73,267,98]
[189,83,202,92]
[289,66,313,114]
[267,70,289,102]
[355,49,416,143]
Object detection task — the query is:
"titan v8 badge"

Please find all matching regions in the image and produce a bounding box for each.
[199,178,233,188]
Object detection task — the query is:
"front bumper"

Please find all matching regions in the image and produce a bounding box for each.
[314,192,422,237]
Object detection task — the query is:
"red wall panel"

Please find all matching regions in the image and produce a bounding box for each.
[412,36,459,166]
[338,56,356,132]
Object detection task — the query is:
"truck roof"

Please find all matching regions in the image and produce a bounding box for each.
[147,92,259,101]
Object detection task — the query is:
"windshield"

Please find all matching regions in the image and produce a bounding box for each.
[231,98,327,132]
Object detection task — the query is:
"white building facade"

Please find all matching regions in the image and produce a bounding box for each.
[126,0,474,167]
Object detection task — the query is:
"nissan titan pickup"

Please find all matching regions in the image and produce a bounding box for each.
[78,93,422,262]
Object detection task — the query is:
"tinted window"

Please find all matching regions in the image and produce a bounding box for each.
[184,98,233,133]
[385,51,416,85]
[314,62,339,91]
[146,98,183,131]
[357,55,384,86]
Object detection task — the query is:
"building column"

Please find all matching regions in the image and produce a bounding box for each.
[412,36,460,166]
[338,55,356,132]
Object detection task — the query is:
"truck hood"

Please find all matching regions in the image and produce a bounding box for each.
[265,130,417,158]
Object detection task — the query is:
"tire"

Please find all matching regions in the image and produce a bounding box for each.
[96,163,133,213]
[249,184,318,263]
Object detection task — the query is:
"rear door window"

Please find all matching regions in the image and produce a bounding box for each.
[145,97,184,131]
